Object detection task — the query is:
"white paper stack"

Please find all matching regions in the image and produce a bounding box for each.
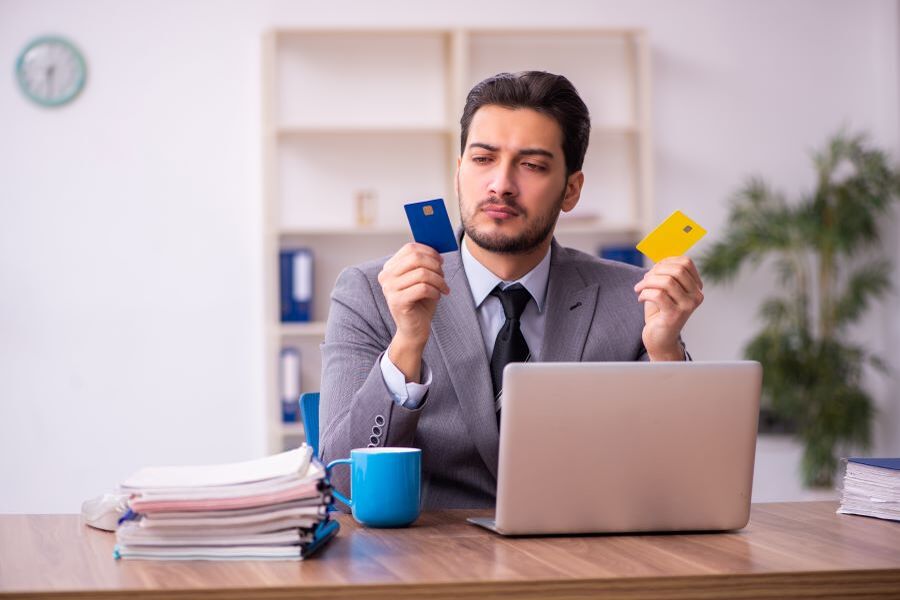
[837,458,900,523]
[114,445,338,560]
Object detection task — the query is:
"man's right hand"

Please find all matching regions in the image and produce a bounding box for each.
[377,243,450,383]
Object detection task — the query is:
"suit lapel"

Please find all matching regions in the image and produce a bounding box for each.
[431,251,500,479]
[539,241,600,362]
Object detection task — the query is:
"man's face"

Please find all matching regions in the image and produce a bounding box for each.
[456,105,582,254]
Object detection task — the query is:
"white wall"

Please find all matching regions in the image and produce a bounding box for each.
[1,0,898,512]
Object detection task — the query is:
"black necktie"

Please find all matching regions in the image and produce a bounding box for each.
[489,284,532,417]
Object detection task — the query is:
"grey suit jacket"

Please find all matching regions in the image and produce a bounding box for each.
[319,240,656,509]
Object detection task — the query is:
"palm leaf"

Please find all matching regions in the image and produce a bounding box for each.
[699,177,796,283]
[831,258,892,328]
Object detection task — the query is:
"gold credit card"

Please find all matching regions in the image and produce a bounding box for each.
[636,210,707,263]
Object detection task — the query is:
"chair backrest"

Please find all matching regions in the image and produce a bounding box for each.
[299,392,320,458]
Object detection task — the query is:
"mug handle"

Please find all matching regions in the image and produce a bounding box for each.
[324,458,353,508]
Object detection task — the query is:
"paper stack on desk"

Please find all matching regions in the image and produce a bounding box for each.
[837,458,900,523]
[114,444,339,560]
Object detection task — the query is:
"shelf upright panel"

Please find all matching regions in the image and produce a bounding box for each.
[262,30,283,454]
[446,28,470,227]
[635,30,655,235]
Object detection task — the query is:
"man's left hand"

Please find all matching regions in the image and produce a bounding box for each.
[633,256,704,361]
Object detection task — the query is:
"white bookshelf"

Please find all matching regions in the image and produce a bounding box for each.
[262,28,654,453]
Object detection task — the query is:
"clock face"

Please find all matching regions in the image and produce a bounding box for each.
[16,36,87,107]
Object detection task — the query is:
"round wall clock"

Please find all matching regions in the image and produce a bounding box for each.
[15,36,87,107]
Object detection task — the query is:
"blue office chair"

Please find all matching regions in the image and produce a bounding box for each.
[301,391,338,513]
[299,392,320,458]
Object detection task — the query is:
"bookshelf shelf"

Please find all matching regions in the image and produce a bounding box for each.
[275,125,635,137]
[554,220,642,236]
[262,27,654,453]
[280,322,328,337]
[276,125,453,137]
[593,125,641,135]
[281,423,306,437]
[280,227,409,238]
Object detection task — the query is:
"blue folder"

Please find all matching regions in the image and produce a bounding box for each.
[280,248,313,322]
[848,457,900,470]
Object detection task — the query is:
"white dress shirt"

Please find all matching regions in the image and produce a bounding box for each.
[380,238,551,408]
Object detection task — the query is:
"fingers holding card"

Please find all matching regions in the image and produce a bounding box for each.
[635,211,707,360]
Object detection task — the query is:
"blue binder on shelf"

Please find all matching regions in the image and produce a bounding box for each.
[600,244,644,268]
[280,347,301,423]
[280,248,313,322]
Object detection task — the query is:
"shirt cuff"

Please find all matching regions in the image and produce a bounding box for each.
[379,350,432,409]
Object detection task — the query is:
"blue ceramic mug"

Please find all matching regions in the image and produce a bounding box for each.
[325,447,421,528]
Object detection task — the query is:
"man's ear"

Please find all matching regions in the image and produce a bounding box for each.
[561,171,584,213]
[454,157,461,198]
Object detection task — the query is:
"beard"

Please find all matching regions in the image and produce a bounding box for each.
[460,185,567,255]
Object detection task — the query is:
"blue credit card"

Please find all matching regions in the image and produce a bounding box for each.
[404,198,459,253]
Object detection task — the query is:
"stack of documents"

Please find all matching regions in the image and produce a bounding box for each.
[837,458,900,522]
[115,445,338,560]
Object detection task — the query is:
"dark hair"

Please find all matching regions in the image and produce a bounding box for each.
[459,71,591,175]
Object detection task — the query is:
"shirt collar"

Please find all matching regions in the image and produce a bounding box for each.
[460,236,551,313]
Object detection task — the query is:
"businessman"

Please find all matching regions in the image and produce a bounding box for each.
[320,71,704,509]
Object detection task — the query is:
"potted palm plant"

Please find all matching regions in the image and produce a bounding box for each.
[699,131,900,487]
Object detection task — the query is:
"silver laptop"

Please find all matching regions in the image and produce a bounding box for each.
[468,361,761,535]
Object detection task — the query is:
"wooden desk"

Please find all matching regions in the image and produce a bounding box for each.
[1,502,899,599]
